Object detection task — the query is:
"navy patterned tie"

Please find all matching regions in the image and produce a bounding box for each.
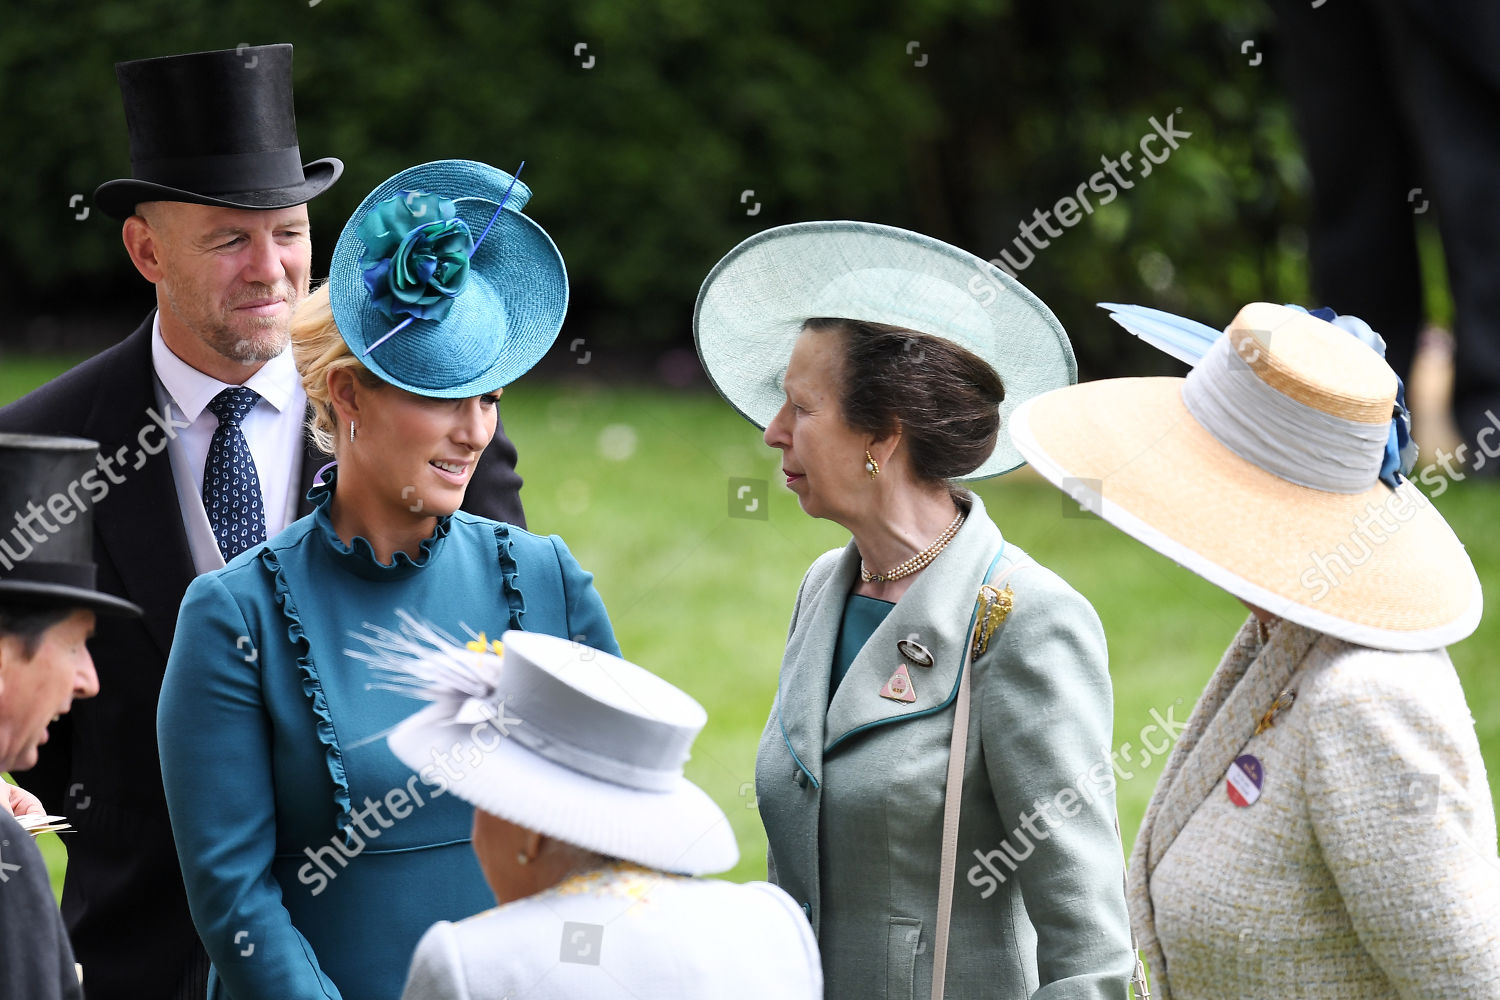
[203,387,267,560]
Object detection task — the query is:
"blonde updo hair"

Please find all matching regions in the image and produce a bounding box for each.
[291,282,386,456]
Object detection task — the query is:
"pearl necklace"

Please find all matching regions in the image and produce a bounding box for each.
[860,508,967,583]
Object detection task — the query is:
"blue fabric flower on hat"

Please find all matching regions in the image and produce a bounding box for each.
[1287,304,1417,488]
[359,191,473,323]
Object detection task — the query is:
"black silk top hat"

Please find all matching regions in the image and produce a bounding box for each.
[93,43,343,220]
[0,435,141,617]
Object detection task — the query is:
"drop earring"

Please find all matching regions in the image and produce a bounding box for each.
[865,450,880,479]
[350,421,356,444]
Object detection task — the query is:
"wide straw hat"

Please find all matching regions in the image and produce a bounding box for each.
[329,159,567,397]
[382,627,738,876]
[693,221,1077,478]
[1009,302,1481,651]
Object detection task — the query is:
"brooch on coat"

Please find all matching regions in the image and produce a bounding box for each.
[971,583,1014,657]
[880,637,935,704]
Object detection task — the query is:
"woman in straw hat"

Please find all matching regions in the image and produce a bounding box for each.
[369,626,824,999]
[694,221,1140,999]
[157,160,620,1000]
[1010,301,1500,998]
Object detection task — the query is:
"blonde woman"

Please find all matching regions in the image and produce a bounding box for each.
[157,160,618,1000]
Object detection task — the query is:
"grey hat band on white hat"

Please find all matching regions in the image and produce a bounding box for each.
[381,626,739,875]
[488,636,704,793]
[1182,334,1389,494]
[498,682,697,793]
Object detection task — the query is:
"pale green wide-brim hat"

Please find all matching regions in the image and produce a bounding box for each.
[692,221,1077,479]
[329,159,567,397]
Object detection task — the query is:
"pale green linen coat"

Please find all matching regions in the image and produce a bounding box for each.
[757,492,1136,999]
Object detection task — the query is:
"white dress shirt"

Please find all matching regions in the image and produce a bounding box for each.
[151,313,308,575]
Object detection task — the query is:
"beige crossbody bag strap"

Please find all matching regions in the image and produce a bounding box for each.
[930,558,1023,999]
[929,559,1150,1000]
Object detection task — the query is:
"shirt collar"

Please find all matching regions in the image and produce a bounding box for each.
[151,311,302,421]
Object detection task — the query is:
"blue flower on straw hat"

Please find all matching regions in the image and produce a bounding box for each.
[359,192,473,323]
[329,159,568,398]
[1289,305,1417,486]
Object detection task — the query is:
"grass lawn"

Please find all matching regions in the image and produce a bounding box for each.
[4,362,1497,899]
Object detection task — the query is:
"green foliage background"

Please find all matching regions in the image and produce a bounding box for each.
[0,0,1348,371]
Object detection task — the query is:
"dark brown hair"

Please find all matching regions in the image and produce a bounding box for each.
[0,603,74,660]
[804,318,1005,484]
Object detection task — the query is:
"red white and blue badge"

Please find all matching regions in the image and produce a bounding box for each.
[1225,754,1264,807]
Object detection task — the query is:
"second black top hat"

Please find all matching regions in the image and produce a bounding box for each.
[93,43,343,220]
[0,434,141,617]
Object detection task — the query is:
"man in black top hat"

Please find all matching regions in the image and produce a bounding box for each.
[0,433,144,1000]
[0,45,525,1000]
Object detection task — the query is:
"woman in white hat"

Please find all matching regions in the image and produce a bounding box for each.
[157,160,620,1000]
[1010,302,1500,998]
[374,626,823,999]
[694,222,1140,999]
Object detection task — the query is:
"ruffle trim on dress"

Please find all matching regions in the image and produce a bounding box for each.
[260,546,356,846]
[494,523,527,632]
[307,473,454,577]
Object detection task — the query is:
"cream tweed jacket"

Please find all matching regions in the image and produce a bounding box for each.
[1127,616,1500,999]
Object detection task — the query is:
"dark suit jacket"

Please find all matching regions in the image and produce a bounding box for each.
[0,312,525,1000]
[0,809,83,1000]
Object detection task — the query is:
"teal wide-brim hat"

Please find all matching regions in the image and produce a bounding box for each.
[329,159,567,397]
[693,221,1076,479]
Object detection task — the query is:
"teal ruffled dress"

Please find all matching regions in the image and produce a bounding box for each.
[157,478,619,1000]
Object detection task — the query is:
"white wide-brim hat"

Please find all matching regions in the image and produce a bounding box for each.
[1009,302,1482,651]
[385,629,738,876]
[693,221,1077,478]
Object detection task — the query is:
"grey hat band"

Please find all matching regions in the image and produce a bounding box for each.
[1182,334,1388,493]
[132,146,306,193]
[499,666,699,793]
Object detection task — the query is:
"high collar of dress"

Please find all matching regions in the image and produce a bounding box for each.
[306,469,453,581]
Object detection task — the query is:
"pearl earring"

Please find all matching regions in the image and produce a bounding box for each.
[865,450,880,479]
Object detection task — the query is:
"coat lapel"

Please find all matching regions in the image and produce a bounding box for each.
[83,314,197,659]
[773,550,849,786]
[1128,617,1321,997]
[1142,618,1320,870]
[823,494,1003,754]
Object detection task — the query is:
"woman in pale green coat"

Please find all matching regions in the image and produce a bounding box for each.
[695,222,1137,999]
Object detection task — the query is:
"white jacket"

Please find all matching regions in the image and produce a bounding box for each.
[401,863,822,999]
